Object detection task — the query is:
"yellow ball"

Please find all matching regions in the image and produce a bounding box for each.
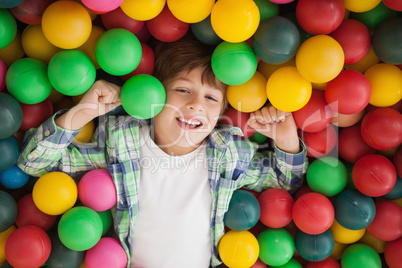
[218,230,259,268]
[330,219,366,244]
[296,35,344,83]
[32,172,78,215]
[77,25,105,69]
[73,120,95,144]
[0,225,16,264]
[266,66,312,112]
[364,63,402,107]
[0,30,24,67]
[42,0,92,49]
[330,241,348,260]
[21,25,61,64]
[211,0,260,43]
[359,230,387,253]
[120,0,166,21]
[257,58,296,80]
[227,71,267,113]
[343,0,381,12]
[167,0,215,23]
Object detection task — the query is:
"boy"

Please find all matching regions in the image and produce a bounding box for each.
[18,34,308,267]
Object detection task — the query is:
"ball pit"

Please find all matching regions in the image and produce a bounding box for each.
[341,243,381,268]
[0,8,17,50]
[191,15,222,46]
[0,136,19,173]
[372,17,402,64]
[0,191,17,232]
[258,188,294,228]
[120,0,165,21]
[10,0,53,25]
[0,93,22,139]
[330,219,366,244]
[167,0,215,24]
[384,237,402,268]
[19,98,53,131]
[0,164,29,189]
[257,228,294,266]
[47,232,86,268]
[101,7,144,34]
[85,237,128,268]
[295,229,334,262]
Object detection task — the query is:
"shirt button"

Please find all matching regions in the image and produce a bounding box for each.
[44,129,50,136]
[30,152,38,158]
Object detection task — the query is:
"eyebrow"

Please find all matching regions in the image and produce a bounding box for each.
[173,76,224,93]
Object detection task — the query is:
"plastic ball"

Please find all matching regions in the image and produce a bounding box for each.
[21,24,62,64]
[146,6,190,42]
[6,57,52,104]
[383,176,402,200]
[254,0,279,21]
[293,89,334,133]
[306,156,347,197]
[382,0,402,11]
[167,0,214,23]
[58,206,103,251]
[0,164,29,189]
[330,219,366,244]
[211,0,260,43]
[0,59,5,91]
[211,41,258,86]
[76,25,105,70]
[221,107,256,138]
[298,124,337,158]
[359,231,387,254]
[47,232,86,268]
[98,209,113,236]
[394,146,402,177]
[218,230,259,268]
[341,243,381,268]
[367,200,402,241]
[0,93,22,139]
[292,192,334,235]
[226,71,267,113]
[42,1,92,49]
[4,225,51,268]
[331,110,365,128]
[191,15,222,46]
[384,237,402,268]
[85,237,127,268]
[0,0,23,8]
[305,257,340,268]
[252,16,300,65]
[121,42,155,79]
[352,154,397,197]
[266,66,312,112]
[32,171,78,215]
[372,17,402,65]
[0,8,17,50]
[0,136,19,173]
[120,0,165,21]
[81,0,124,14]
[48,50,96,96]
[0,225,16,265]
[10,0,53,25]
[343,0,381,12]
[249,131,268,145]
[73,120,95,144]
[224,190,260,231]
[258,188,294,228]
[364,63,402,107]
[19,98,53,131]
[257,228,294,266]
[296,0,345,35]
[78,169,117,212]
[338,123,376,163]
[101,7,144,34]
[344,46,380,74]
[296,35,344,83]
[325,70,371,115]
[0,191,17,232]
[95,28,142,76]
[361,108,402,150]
[0,30,24,68]
[295,229,334,262]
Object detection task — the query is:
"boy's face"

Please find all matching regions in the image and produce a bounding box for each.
[153,67,224,155]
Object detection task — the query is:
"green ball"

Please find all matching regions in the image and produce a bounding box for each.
[341,243,381,268]
[249,130,268,145]
[257,228,294,266]
[95,28,142,76]
[121,74,166,119]
[211,41,258,86]
[47,232,85,268]
[254,0,279,22]
[306,156,347,196]
[273,258,302,268]
[0,8,17,49]
[97,209,113,236]
[48,50,96,96]
[6,58,52,104]
[58,206,103,251]
[0,93,22,139]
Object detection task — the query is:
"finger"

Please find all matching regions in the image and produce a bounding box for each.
[261,107,273,124]
[253,110,267,125]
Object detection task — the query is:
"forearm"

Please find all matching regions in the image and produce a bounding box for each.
[274,136,300,154]
[55,105,96,131]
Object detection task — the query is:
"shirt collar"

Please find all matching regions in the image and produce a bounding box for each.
[207,124,244,149]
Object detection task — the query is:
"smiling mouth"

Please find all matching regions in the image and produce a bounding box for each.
[176,117,203,130]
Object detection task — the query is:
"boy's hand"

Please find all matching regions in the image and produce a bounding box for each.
[247,106,301,154]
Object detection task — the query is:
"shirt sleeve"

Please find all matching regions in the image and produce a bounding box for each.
[17,111,108,178]
[238,139,308,193]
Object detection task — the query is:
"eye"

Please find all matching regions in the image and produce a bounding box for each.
[205,95,218,102]
[176,88,189,93]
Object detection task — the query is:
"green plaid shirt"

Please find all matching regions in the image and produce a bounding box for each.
[18,111,308,267]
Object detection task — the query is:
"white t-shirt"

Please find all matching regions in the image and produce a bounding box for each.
[130,126,212,268]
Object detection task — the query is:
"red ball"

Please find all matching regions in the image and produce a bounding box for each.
[367,200,402,241]
[329,19,371,65]
[101,7,144,35]
[258,188,294,228]
[296,0,345,35]
[19,98,53,131]
[384,237,402,268]
[294,89,334,133]
[10,0,53,25]
[15,194,57,231]
[352,154,397,197]
[5,225,52,268]
[382,0,402,11]
[146,5,190,42]
[250,258,268,268]
[306,257,341,268]
[325,70,371,114]
[292,192,335,235]
[121,42,155,80]
[338,123,376,163]
[394,146,402,178]
[221,106,256,138]
[361,108,402,150]
[298,124,337,158]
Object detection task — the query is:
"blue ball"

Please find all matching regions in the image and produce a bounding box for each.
[0,164,29,189]
[224,190,260,231]
[295,229,334,262]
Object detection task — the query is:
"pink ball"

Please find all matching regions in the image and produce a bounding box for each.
[81,0,125,14]
[85,237,127,268]
[0,59,6,91]
[78,169,117,211]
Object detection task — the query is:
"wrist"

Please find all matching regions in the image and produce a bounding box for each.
[275,137,300,154]
[55,107,94,131]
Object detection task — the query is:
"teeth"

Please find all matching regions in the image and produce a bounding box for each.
[179,118,201,125]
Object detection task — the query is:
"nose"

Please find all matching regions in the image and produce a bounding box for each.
[186,93,204,112]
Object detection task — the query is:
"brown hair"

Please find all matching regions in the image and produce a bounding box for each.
[150,34,228,114]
